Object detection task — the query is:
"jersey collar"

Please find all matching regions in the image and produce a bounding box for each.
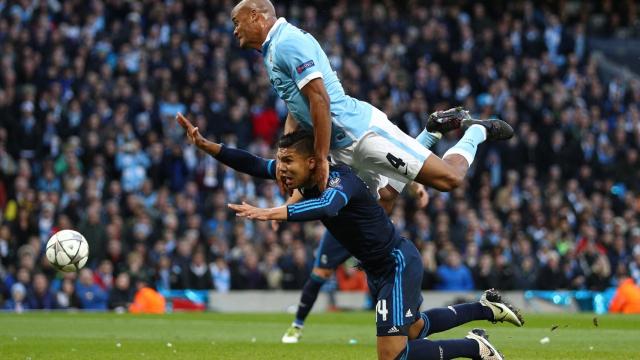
[261,17,287,53]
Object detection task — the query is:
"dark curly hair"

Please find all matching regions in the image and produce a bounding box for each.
[277,130,315,156]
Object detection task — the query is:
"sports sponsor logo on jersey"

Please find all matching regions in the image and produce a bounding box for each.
[296,60,315,74]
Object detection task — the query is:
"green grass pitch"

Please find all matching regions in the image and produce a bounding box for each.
[0,312,639,359]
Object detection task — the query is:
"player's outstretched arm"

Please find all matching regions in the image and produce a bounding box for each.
[286,188,347,221]
[229,187,349,222]
[176,112,222,156]
[176,112,276,180]
[228,202,288,221]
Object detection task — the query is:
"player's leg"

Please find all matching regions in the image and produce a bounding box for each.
[410,289,523,341]
[376,240,503,359]
[381,119,444,196]
[384,328,504,360]
[415,118,514,190]
[369,107,466,196]
[282,267,332,343]
[282,232,351,343]
[358,108,513,192]
[332,107,443,199]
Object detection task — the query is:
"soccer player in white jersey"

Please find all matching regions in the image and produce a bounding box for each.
[230,0,513,203]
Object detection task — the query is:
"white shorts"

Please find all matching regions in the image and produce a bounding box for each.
[330,107,432,196]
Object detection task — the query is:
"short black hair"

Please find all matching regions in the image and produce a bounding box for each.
[277,130,314,156]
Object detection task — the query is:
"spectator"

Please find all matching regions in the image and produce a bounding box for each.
[76,268,108,310]
[155,255,174,291]
[186,250,214,290]
[128,279,166,314]
[629,246,640,285]
[210,257,231,293]
[336,261,368,292]
[420,242,438,290]
[513,256,538,290]
[261,251,283,290]
[108,272,134,311]
[4,283,29,313]
[77,204,108,264]
[93,259,114,291]
[115,140,150,193]
[0,224,16,267]
[27,273,56,309]
[609,277,640,314]
[436,251,474,291]
[536,252,569,290]
[232,252,268,290]
[56,278,82,310]
[473,254,498,290]
[281,247,312,290]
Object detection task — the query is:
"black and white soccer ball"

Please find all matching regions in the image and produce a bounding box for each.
[45,230,89,272]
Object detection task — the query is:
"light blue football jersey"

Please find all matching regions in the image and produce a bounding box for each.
[262,18,372,149]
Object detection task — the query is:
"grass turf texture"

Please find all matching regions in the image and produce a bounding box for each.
[0,312,639,359]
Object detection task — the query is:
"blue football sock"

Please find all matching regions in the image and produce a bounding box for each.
[397,338,479,359]
[417,302,493,337]
[443,124,486,166]
[416,129,442,149]
[294,273,326,326]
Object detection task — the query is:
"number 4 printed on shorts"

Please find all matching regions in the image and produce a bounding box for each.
[376,299,388,322]
[386,153,408,175]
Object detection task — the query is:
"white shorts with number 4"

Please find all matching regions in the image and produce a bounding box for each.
[330,107,432,196]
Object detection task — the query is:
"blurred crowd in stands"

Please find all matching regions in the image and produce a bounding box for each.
[1,0,640,311]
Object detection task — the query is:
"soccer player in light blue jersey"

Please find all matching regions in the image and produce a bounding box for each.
[230,0,514,203]
[228,0,515,347]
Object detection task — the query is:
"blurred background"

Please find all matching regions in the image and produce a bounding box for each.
[0,0,639,314]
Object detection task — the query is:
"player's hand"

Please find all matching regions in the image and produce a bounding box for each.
[228,202,272,221]
[414,184,429,209]
[176,112,206,148]
[270,220,280,231]
[315,157,330,192]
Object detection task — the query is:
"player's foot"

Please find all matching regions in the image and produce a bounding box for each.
[480,288,524,327]
[281,325,303,344]
[466,328,504,360]
[426,107,470,133]
[461,118,514,141]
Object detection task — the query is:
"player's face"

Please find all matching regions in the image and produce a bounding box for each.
[276,147,316,190]
[231,7,259,49]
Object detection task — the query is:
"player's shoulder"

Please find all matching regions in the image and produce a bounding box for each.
[274,24,317,52]
[327,165,358,189]
[329,164,354,177]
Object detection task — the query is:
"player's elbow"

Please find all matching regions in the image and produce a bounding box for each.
[305,83,330,109]
[324,206,340,218]
[310,92,330,110]
[323,201,345,218]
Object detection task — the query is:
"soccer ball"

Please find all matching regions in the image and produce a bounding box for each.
[45,230,89,272]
